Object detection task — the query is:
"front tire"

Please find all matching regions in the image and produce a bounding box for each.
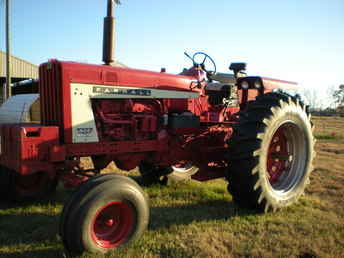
[60,175,149,255]
[226,93,315,212]
[59,174,124,250]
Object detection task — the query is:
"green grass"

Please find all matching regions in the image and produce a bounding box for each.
[1,171,344,258]
[315,133,343,140]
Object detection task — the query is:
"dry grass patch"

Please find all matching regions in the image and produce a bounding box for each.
[312,116,344,138]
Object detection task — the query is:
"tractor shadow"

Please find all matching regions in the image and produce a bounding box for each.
[0,249,64,258]
[0,210,62,258]
[129,175,261,230]
[0,184,72,210]
[0,175,258,258]
[149,200,259,230]
[0,189,70,257]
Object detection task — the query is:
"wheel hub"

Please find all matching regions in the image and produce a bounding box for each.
[104,219,114,227]
[267,127,291,184]
[91,201,134,249]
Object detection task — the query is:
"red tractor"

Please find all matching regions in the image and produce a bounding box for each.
[0,1,315,256]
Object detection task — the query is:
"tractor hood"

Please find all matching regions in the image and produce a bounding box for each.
[50,60,200,93]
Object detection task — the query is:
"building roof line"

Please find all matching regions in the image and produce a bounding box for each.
[0,50,38,68]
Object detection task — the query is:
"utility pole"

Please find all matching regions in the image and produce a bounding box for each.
[5,0,11,100]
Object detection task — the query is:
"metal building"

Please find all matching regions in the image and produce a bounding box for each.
[0,50,38,103]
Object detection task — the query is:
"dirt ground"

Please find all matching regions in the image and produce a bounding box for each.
[307,116,344,211]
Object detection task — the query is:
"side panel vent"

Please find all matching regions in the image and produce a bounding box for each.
[39,62,63,135]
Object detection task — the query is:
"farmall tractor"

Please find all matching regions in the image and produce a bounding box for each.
[0,1,315,255]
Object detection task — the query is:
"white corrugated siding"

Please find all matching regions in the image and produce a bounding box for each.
[0,94,40,123]
[0,51,38,79]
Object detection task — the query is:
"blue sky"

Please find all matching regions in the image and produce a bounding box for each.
[0,0,343,104]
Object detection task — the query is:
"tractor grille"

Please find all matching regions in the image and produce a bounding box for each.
[39,61,63,130]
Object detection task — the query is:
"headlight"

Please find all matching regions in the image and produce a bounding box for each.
[241,81,249,89]
[254,80,262,89]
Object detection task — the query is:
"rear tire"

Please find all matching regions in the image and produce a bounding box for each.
[225,93,315,212]
[60,175,149,255]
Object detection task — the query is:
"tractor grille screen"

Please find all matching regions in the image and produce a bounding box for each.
[39,62,63,131]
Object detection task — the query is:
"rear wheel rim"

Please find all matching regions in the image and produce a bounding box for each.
[171,161,194,173]
[266,122,307,193]
[91,201,134,249]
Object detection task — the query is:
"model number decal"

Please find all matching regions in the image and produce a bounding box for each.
[76,128,93,137]
[93,86,151,96]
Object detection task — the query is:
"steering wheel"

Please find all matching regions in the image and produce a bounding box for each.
[192,52,217,74]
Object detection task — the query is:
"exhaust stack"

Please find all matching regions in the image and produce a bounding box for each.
[102,0,118,65]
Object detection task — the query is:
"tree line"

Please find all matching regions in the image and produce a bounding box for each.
[300,84,344,114]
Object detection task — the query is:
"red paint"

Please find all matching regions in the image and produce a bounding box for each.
[92,99,162,142]
[267,127,289,184]
[261,77,298,91]
[39,60,203,144]
[91,201,134,249]
[0,125,60,175]
[0,58,298,190]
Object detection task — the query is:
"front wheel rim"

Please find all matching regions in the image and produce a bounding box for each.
[91,201,134,249]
